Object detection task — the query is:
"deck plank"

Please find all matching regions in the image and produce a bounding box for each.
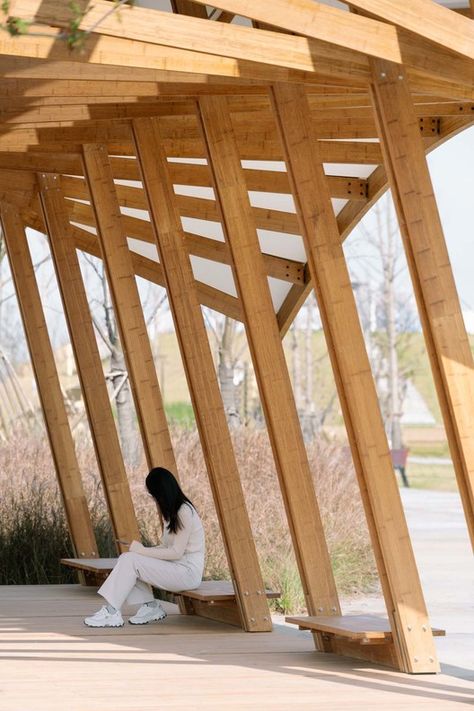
[0,585,472,710]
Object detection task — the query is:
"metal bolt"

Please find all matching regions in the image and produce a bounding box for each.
[429,657,434,663]
[398,74,403,80]
[422,625,427,632]
[244,591,249,596]
[407,625,412,631]
[318,607,323,613]
[414,657,419,663]
[380,72,386,78]
[257,590,262,595]
[263,616,269,621]
[332,607,337,612]
[250,617,255,623]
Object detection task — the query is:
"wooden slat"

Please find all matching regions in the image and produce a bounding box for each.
[81,145,177,474]
[132,115,272,632]
[198,96,341,631]
[69,225,245,321]
[37,173,140,548]
[271,82,439,674]
[0,205,98,560]
[370,60,474,550]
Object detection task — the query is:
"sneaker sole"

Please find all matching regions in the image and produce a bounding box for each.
[84,621,124,628]
[128,614,167,625]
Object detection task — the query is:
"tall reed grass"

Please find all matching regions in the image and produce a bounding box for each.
[0,427,378,612]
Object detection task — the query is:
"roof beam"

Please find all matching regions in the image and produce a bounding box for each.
[347,0,474,61]
[9,2,371,81]
[184,0,474,87]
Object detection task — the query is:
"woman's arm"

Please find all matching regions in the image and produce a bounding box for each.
[129,505,194,561]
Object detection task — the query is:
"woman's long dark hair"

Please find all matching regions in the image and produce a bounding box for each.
[146,467,195,534]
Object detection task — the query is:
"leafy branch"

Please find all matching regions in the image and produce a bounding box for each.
[1,0,135,50]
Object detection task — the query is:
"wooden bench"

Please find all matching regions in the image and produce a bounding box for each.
[286,614,445,668]
[61,558,279,629]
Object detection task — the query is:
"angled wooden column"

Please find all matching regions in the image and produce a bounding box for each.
[271,83,438,674]
[197,96,340,627]
[370,60,474,550]
[37,172,140,548]
[81,144,176,475]
[0,203,98,560]
[132,116,271,632]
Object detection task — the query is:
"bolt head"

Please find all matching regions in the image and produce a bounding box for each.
[380,72,387,78]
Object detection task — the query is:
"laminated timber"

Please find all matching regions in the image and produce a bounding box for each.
[0,0,472,675]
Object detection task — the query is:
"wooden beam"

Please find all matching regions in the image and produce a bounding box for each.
[81,145,177,474]
[370,59,474,550]
[0,204,98,560]
[7,7,370,85]
[63,192,305,285]
[198,96,341,629]
[37,173,140,548]
[185,0,474,86]
[132,115,271,632]
[68,224,245,322]
[271,82,439,674]
[347,0,474,61]
[78,0,401,62]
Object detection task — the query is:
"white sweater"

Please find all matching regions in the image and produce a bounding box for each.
[130,503,205,576]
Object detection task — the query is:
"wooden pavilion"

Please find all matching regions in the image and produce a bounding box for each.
[0,0,473,677]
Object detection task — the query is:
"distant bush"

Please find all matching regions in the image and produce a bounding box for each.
[164,402,195,427]
[0,427,377,612]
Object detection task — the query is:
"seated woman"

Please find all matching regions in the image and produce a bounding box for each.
[84,467,205,627]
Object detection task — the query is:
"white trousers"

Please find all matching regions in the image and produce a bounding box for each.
[98,551,200,611]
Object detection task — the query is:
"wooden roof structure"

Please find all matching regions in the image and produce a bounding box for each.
[0,0,473,676]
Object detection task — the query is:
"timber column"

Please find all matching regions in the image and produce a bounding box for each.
[370,60,474,549]
[197,95,340,626]
[37,173,140,548]
[132,117,271,632]
[0,203,98,560]
[82,143,177,475]
[271,83,438,674]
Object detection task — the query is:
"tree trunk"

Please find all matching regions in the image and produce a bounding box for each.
[218,316,240,428]
[110,343,140,466]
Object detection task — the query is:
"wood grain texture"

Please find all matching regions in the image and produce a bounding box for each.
[82,143,177,475]
[197,96,340,630]
[132,116,272,633]
[271,82,439,674]
[370,60,474,551]
[0,205,98,560]
[37,173,140,548]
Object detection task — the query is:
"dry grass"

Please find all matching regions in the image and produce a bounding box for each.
[0,426,378,613]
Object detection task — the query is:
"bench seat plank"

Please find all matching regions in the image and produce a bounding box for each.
[286,614,445,641]
[61,559,279,600]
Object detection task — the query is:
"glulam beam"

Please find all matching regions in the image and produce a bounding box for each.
[132,115,272,632]
[271,82,439,674]
[0,204,98,561]
[82,144,177,474]
[370,59,474,549]
[37,173,140,548]
[198,96,340,631]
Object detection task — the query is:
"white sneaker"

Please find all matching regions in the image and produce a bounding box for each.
[129,601,167,625]
[84,606,124,628]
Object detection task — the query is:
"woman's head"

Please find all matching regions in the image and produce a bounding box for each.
[145,467,194,534]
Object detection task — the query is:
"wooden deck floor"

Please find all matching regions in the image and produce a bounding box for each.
[0,585,472,710]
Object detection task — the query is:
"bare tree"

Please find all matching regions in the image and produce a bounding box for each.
[80,253,167,465]
[204,311,247,427]
[348,198,420,447]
